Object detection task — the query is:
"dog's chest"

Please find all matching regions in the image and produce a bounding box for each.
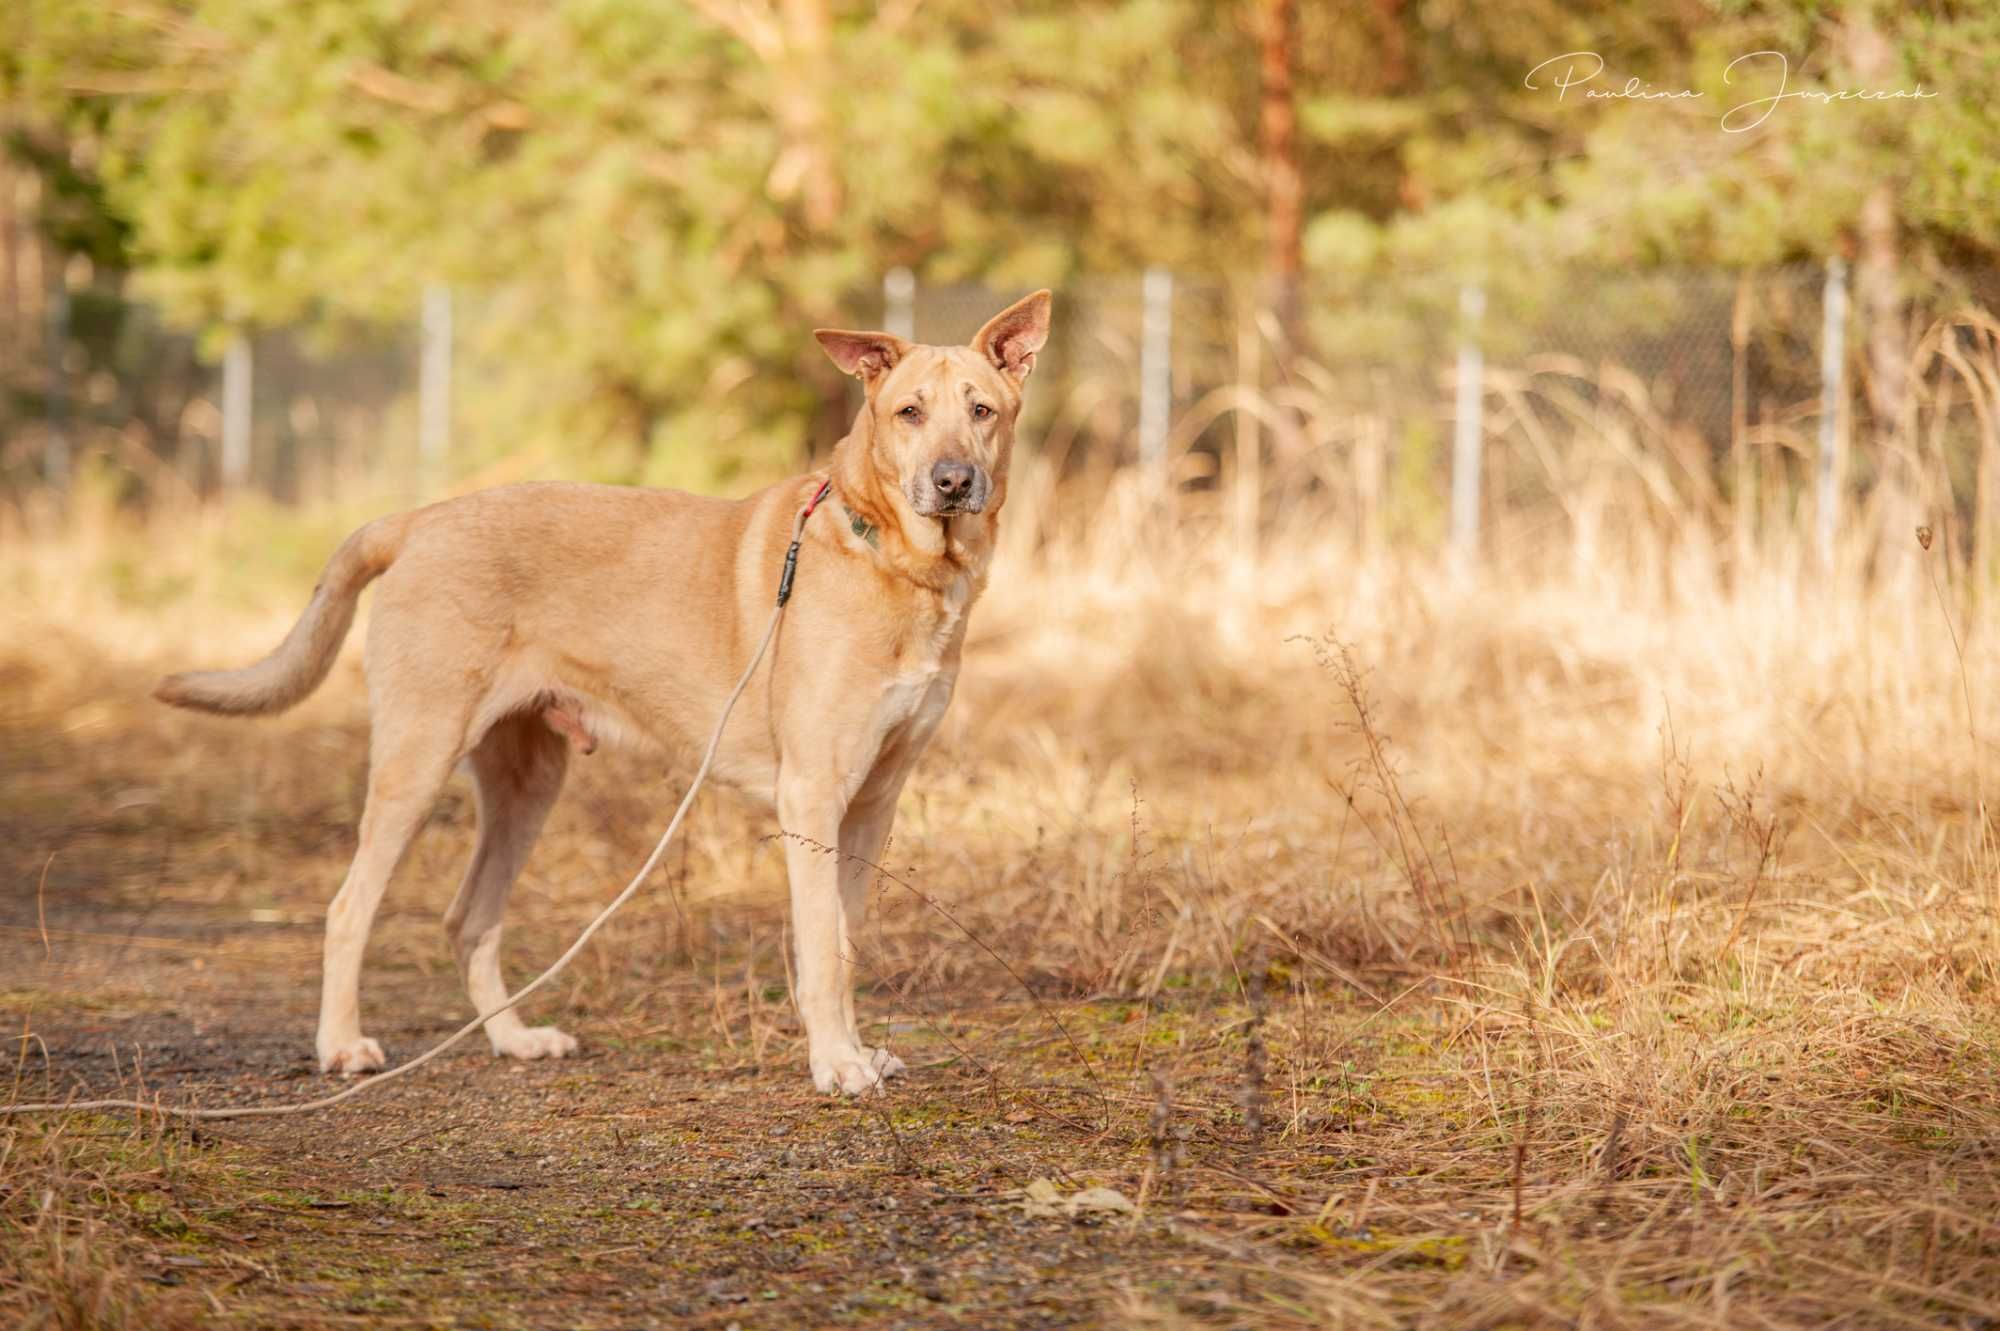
[913,570,973,657]
[874,668,954,738]
[872,575,972,740]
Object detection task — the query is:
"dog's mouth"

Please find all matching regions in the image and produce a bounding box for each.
[907,468,991,518]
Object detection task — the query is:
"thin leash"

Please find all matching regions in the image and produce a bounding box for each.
[2,479,837,1121]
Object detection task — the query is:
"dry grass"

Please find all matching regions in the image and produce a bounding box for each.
[0,1113,212,1331]
[5,423,2000,1327]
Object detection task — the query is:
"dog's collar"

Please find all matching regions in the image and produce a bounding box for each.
[844,504,879,549]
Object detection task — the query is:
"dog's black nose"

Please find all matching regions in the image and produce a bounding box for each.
[932,460,976,500]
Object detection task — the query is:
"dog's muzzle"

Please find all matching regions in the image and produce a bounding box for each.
[910,459,990,516]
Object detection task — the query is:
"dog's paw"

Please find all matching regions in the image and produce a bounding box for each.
[861,1046,908,1080]
[319,1037,386,1076]
[812,1045,905,1095]
[490,1025,579,1061]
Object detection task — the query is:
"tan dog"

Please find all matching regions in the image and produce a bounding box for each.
[156,291,1052,1095]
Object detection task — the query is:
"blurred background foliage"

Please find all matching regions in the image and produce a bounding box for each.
[1,0,1996,488]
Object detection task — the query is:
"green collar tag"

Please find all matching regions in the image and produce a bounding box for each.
[845,505,879,549]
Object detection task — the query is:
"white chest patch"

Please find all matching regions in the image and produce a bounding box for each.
[926,574,973,654]
[877,669,955,736]
[852,572,974,791]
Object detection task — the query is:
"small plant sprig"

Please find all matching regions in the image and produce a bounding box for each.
[1294,633,1469,961]
[1716,767,1786,955]
[1917,524,1996,934]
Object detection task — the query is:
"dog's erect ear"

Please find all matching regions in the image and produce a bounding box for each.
[815,329,909,384]
[971,289,1052,383]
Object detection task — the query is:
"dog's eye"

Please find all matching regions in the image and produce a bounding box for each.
[897,404,921,420]
[972,403,993,420]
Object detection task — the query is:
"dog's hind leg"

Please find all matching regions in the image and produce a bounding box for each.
[443,712,576,1060]
[318,709,466,1075]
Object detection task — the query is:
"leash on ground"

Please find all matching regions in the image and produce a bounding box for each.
[1,482,836,1121]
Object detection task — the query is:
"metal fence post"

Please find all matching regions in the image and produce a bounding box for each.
[1450,282,1486,559]
[1139,267,1174,471]
[1816,257,1847,567]
[1234,292,1263,567]
[221,333,253,489]
[420,283,453,480]
[43,262,69,492]
[883,267,915,342]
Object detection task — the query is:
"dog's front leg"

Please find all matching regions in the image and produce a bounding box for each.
[838,782,909,1081]
[778,777,889,1094]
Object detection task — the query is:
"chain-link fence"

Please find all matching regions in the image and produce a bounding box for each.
[6,264,2000,566]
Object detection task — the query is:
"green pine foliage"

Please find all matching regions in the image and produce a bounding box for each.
[3,0,1993,483]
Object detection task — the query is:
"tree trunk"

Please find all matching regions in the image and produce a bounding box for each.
[1369,0,1410,92]
[1855,184,1903,432]
[695,0,847,458]
[1842,6,1906,439]
[1731,271,1753,561]
[1842,2,1920,588]
[0,155,18,360]
[774,0,841,234]
[1257,0,1302,360]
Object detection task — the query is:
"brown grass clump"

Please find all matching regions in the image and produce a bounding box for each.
[4,432,2000,1327]
[1,1114,211,1331]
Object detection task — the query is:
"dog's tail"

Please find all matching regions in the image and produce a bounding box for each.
[154,514,411,717]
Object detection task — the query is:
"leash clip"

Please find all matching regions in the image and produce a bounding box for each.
[778,479,834,607]
[777,542,802,606]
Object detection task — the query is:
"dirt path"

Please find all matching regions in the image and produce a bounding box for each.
[17,990,1196,1328]
[1,677,1229,1329]
[3,819,1222,1331]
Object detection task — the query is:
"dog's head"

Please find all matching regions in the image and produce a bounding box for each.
[816,290,1051,520]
